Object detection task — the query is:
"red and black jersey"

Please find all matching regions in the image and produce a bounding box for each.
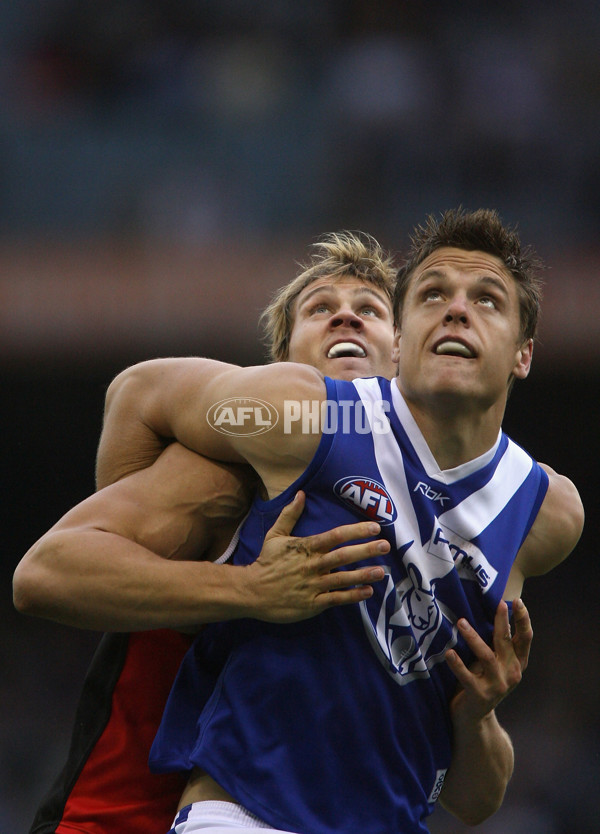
[29,629,193,834]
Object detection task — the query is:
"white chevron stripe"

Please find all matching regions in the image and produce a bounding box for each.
[439,440,532,539]
[353,379,453,586]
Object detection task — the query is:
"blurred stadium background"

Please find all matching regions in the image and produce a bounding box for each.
[2,2,598,832]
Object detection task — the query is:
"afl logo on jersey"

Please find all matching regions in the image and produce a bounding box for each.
[334,476,397,525]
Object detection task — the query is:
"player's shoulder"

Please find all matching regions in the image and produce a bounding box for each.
[249,361,325,400]
[517,463,584,578]
[264,361,323,382]
[540,464,584,537]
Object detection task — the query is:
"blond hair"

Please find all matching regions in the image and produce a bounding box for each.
[261,231,397,361]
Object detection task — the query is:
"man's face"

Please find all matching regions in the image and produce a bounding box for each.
[395,247,532,409]
[287,275,398,380]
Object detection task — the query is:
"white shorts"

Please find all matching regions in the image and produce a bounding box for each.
[167,801,299,834]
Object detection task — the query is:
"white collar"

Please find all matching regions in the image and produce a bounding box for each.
[390,380,502,485]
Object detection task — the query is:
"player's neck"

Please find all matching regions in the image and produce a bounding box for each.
[396,381,506,471]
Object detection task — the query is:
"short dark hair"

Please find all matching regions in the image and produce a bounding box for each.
[393,208,544,341]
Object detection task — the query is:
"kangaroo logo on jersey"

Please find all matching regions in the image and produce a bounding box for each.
[333,476,397,525]
[360,552,459,687]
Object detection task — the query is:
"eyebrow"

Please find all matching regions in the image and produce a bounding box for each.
[477,275,510,296]
[414,269,510,297]
[297,283,391,308]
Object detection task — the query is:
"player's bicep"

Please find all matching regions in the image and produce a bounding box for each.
[99,358,326,488]
[96,443,254,560]
[52,478,205,562]
[515,466,584,579]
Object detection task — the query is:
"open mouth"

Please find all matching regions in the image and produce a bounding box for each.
[434,340,475,358]
[327,341,367,359]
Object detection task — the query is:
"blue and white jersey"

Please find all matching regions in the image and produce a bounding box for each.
[150,376,548,834]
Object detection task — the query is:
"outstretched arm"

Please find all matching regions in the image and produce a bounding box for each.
[439,599,533,824]
[14,442,251,630]
[16,358,381,631]
[14,448,387,632]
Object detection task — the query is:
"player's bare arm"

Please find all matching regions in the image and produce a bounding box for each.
[100,357,327,496]
[504,464,584,599]
[14,446,387,631]
[14,443,253,630]
[439,599,534,823]
[439,459,584,825]
[96,358,221,489]
[439,463,583,822]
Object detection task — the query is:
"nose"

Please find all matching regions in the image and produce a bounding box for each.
[444,295,469,326]
[330,308,363,330]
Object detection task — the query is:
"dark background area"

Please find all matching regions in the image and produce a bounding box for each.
[1,2,598,833]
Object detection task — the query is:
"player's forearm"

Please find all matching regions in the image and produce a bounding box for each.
[439,709,513,825]
[13,530,254,632]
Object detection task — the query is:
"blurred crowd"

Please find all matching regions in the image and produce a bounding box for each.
[2,0,600,245]
[2,2,598,833]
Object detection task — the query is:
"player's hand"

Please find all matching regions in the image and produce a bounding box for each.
[244,491,389,623]
[445,599,533,722]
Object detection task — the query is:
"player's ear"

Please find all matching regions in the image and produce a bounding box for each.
[512,338,533,380]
